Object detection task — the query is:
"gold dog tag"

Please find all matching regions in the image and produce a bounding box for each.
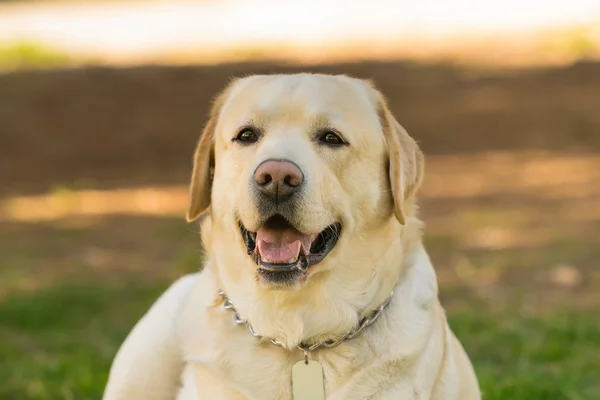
[292,360,325,400]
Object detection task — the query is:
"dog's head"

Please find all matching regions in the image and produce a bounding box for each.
[187,74,423,290]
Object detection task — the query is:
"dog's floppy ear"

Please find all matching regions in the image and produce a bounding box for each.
[377,95,424,225]
[186,88,230,223]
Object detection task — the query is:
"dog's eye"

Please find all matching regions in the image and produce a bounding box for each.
[234,128,258,143]
[319,131,346,146]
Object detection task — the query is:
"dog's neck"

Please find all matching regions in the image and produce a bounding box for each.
[207,216,424,351]
[217,287,395,352]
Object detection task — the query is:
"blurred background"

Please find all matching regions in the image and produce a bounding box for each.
[1,0,600,398]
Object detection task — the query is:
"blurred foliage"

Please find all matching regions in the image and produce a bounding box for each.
[538,26,600,59]
[0,41,71,70]
[561,27,598,58]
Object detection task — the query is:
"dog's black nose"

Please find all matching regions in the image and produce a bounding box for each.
[253,159,304,202]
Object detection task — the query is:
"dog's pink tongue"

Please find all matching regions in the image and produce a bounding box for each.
[256,228,315,263]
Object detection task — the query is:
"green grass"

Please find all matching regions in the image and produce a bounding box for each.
[0,274,597,399]
[0,279,168,399]
[450,312,600,400]
[0,213,598,399]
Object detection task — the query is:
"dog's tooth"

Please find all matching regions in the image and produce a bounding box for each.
[283,256,299,264]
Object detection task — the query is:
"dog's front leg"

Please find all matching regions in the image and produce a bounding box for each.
[103,274,197,399]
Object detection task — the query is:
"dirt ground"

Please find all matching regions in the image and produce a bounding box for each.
[2,59,600,292]
[2,59,600,302]
[1,59,600,398]
[2,60,600,194]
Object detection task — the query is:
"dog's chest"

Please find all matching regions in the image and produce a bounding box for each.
[178,324,370,400]
[177,302,292,399]
[174,274,380,399]
[179,343,293,399]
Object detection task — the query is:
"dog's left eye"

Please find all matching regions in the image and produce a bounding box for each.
[319,131,346,146]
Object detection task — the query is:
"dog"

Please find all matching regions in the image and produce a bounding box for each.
[103,73,481,399]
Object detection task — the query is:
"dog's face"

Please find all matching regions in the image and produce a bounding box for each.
[187,74,423,290]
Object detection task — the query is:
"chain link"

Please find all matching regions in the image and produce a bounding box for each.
[218,290,394,353]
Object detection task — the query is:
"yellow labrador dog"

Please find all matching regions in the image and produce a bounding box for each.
[103,73,481,399]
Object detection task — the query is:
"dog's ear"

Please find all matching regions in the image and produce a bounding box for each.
[377,94,424,225]
[186,88,230,223]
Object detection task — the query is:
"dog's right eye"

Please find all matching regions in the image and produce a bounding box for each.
[234,128,258,143]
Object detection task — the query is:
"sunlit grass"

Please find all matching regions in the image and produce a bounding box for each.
[0,186,188,221]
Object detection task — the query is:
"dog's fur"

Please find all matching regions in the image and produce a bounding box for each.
[103,74,481,399]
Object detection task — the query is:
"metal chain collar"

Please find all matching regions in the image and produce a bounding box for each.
[218,290,394,353]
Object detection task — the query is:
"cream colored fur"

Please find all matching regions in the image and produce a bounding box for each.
[103,74,481,399]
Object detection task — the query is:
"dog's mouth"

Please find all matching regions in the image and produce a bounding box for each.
[239,214,341,280]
